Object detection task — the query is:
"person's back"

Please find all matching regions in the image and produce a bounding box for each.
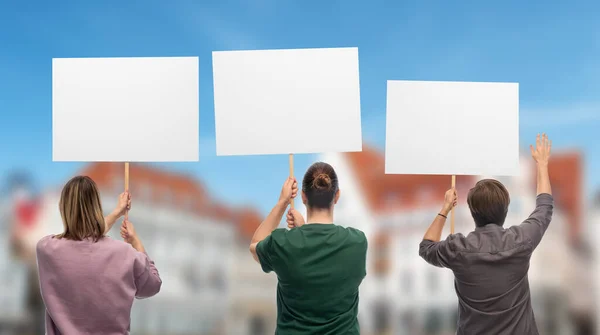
[250,162,368,335]
[36,176,161,335]
[37,235,161,334]
[262,224,367,334]
[419,134,554,335]
[434,194,552,334]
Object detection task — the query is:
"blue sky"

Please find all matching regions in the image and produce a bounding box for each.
[0,0,599,215]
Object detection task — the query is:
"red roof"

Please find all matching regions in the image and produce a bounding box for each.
[344,145,477,213]
[78,162,262,239]
[343,146,583,241]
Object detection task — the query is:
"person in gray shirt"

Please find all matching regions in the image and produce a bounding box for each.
[419,133,553,335]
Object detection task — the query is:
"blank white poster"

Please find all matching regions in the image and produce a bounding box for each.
[212,47,362,156]
[53,57,199,162]
[385,80,519,176]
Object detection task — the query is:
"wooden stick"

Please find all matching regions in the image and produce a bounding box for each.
[289,154,294,209]
[124,162,130,221]
[451,175,456,234]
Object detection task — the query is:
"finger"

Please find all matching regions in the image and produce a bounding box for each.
[548,140,552,153]
[542,133,547,148]
[530,144,535,156]
[536,133,541,148]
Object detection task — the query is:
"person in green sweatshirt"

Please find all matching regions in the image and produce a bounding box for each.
[250,162,368,335]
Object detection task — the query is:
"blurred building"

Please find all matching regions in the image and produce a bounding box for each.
[320,146,590,335]
[591,192,600,334]
[227,210,278,335]
[0,163,289,335]
[0,172,43,334]
[82,163,238,335]
[0,163,245,335]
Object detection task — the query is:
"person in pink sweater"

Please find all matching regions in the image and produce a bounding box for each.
[36,176,162,334]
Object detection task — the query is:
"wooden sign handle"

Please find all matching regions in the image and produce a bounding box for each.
[124,162,130,221]
[289,154,294,209]
[451,175,456,234]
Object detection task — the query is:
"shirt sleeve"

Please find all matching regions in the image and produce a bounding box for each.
[133,251,162,299]
[255,234,275,273]
[419,234,463,268]
[512,193,554,250]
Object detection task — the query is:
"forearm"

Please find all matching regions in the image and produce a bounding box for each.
[251,200,287,244]
[104,210,121,233]
[131,237,146,253]
[536,163,552,196]
[423,205,451,242]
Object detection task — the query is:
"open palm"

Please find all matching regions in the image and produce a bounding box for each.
[530,133,551,164]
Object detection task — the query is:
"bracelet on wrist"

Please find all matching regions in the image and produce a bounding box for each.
[438,213,447,219]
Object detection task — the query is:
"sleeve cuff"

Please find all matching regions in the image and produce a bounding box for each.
[536,193,554,206]
[255,241,271,273]
[420,239,435,247]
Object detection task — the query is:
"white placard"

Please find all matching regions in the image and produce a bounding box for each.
[53,57,199,162]
[212,47,362,156]
[385,80,519,176]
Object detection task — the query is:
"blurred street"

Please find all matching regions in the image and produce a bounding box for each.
[0,145,597,335]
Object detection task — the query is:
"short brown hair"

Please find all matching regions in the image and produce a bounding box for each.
[55,176,106,241]
[467,179,510,227]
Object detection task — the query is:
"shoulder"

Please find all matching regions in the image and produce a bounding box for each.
[340,226,368,246]
[342,226,366,237]
[263,228,290,246]
[99,236,137,254]
[444,232,469,251]
[35,234,56,255]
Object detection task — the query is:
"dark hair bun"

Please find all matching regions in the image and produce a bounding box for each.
[312,173,332,191]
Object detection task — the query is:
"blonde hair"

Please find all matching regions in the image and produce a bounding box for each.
[55,176,106,241]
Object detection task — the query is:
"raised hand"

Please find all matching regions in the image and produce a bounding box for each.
[530,133,551,165]
[115,191,131,217]
[278,177,298,205]
[286,208,306,229]
[442,188,458,215]
[120,220,138,245]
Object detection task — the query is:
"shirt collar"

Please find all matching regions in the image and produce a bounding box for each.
[474,223,503,231]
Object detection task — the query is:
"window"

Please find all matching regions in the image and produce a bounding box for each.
[424,309,443,334]
[249,315,267,335]
[399,311,417,335]
[427,269,438,292]
[401,271,411,293]
[373,301,390,333]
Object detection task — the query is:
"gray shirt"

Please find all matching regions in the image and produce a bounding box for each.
[419,193,554,335]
